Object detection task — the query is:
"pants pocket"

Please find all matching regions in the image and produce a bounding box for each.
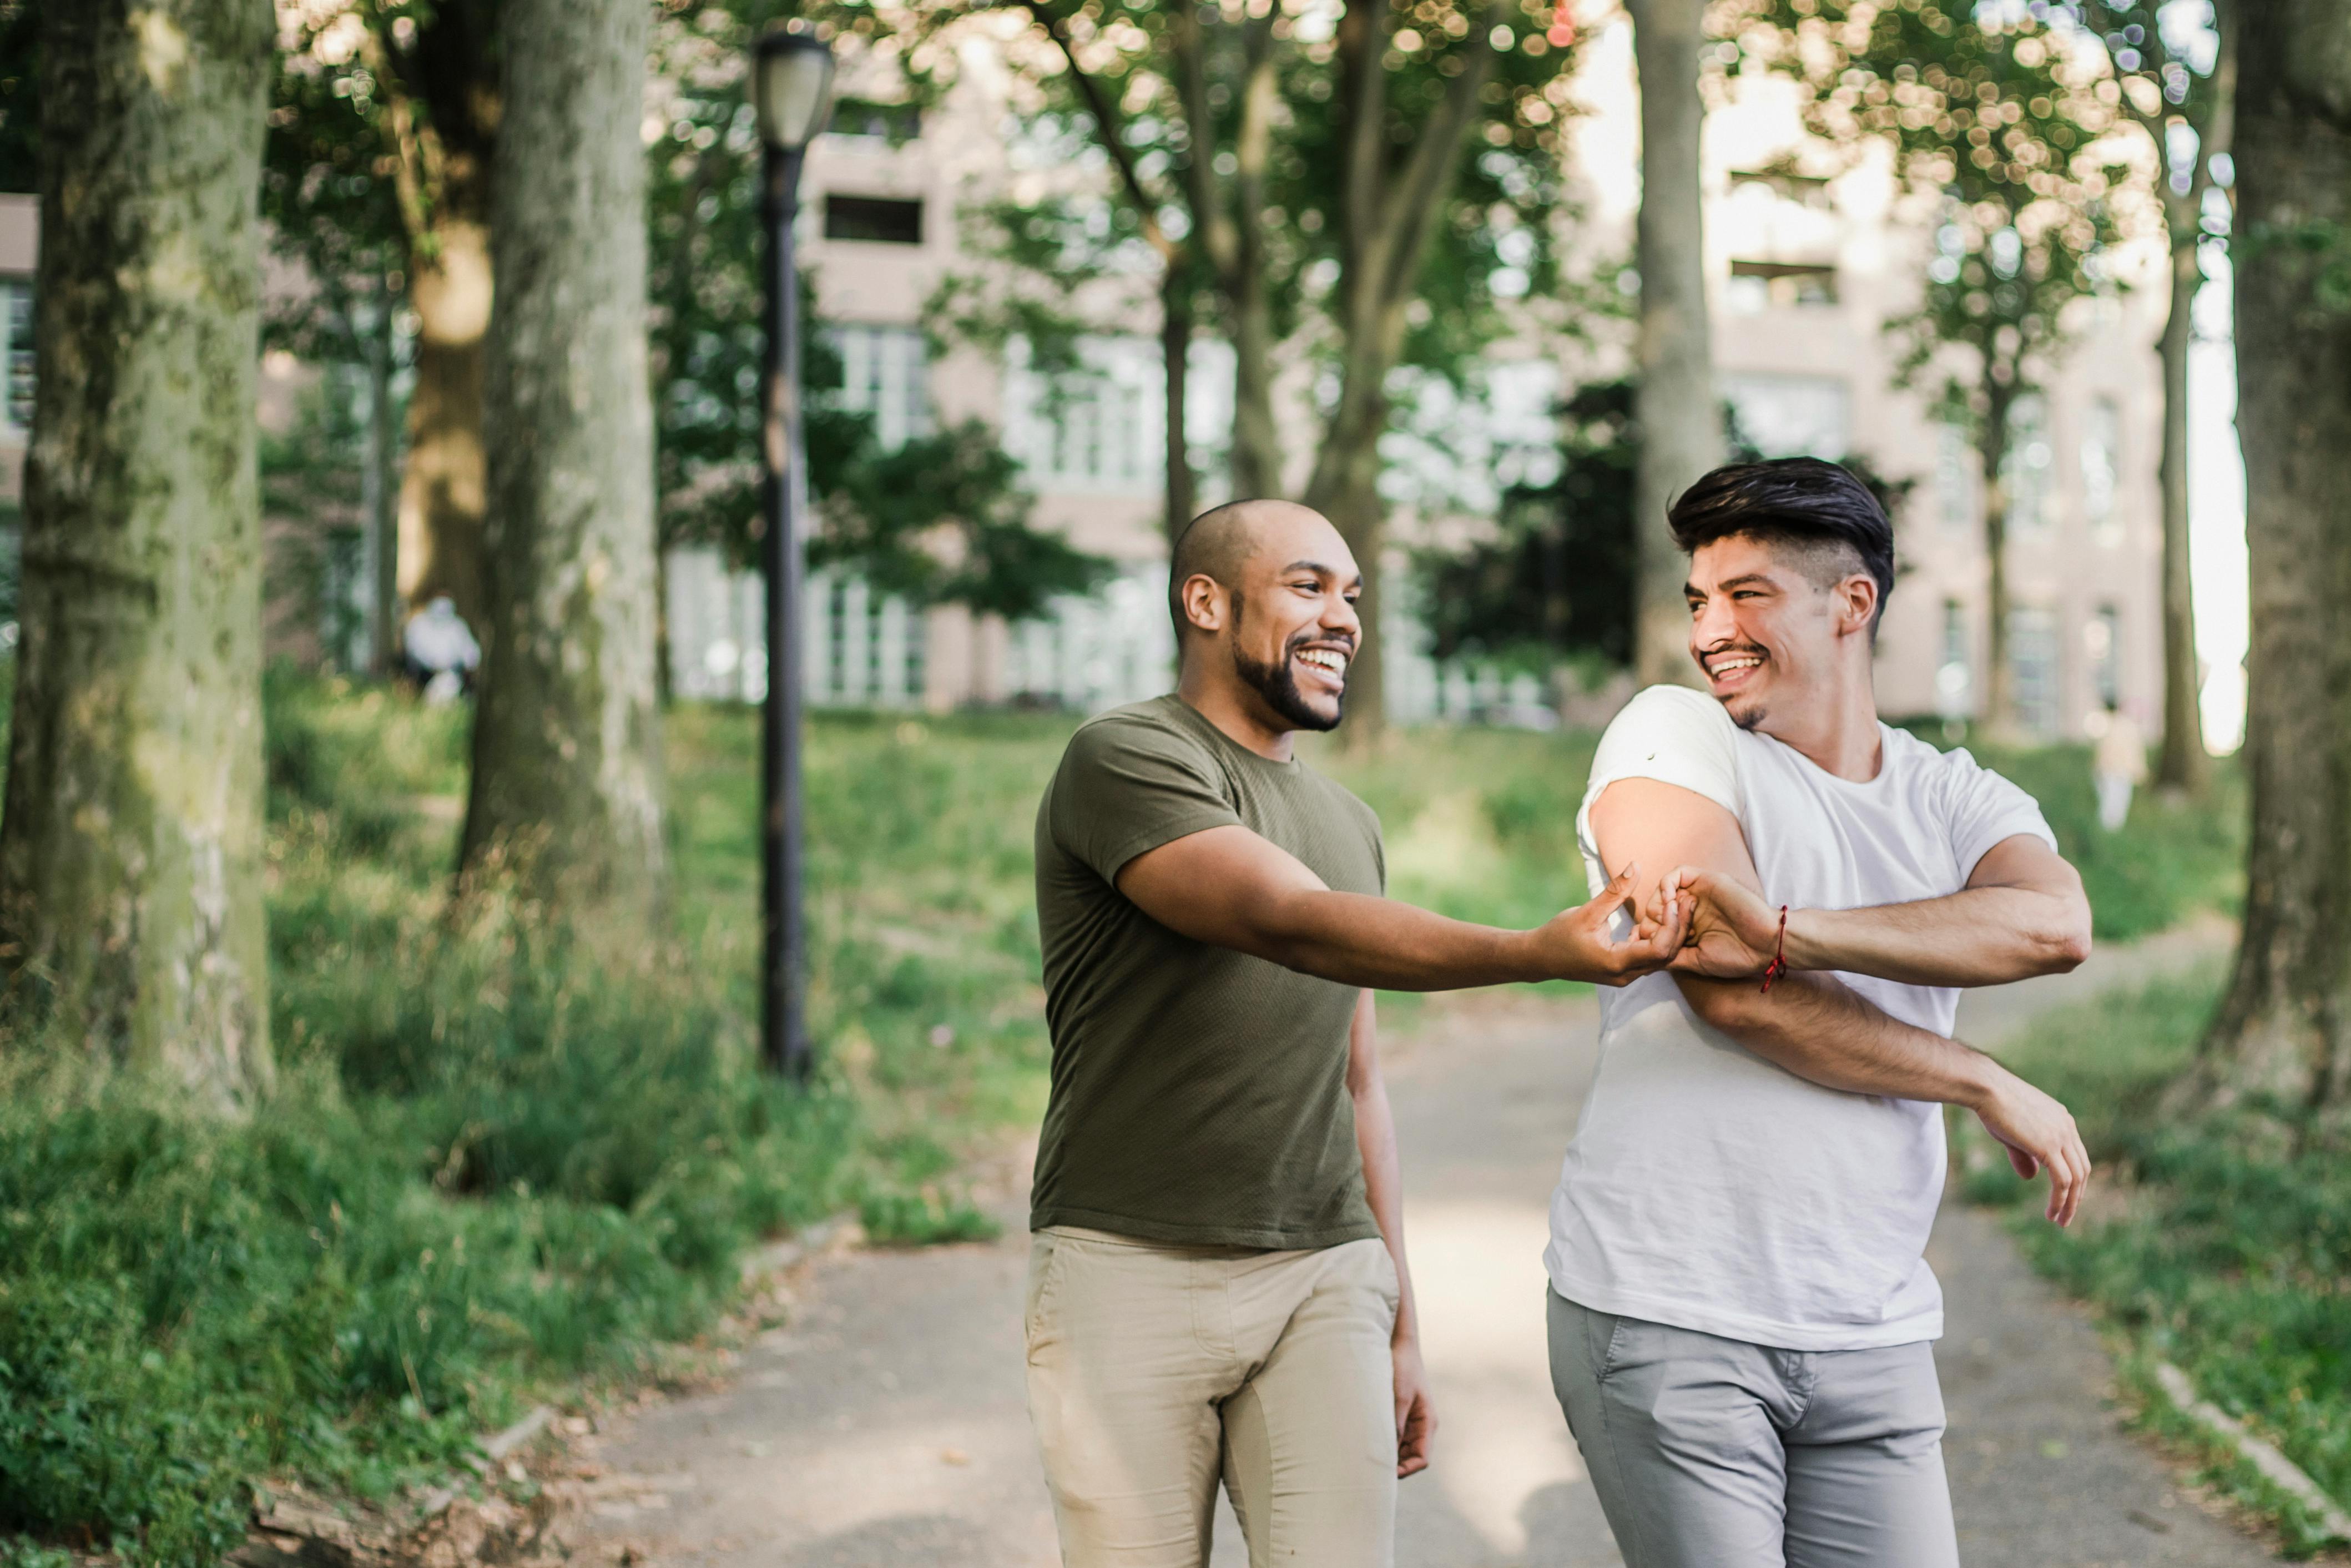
[1023,1233,1066,1360]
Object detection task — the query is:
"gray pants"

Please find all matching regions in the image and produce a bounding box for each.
[1547,1292,1959,1568]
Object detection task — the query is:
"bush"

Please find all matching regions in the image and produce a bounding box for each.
[0,685,1068,1566]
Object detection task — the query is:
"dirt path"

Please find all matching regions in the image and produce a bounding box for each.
[566,923,2277,1566]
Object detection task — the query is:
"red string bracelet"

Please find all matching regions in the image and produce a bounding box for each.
[1759,905,1789,992]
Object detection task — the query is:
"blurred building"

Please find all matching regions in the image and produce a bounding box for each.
[0,14,2172,742]
[665,9,2173,740]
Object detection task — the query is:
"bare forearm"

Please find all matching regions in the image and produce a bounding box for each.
[1678,971,2003,1108]
[1248,889,1545,991]
[1785,886,2090,986]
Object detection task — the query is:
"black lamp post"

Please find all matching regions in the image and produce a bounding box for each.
[752,27,835,1080]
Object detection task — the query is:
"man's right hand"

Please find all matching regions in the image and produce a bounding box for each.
[1969,1066,2090,1227]
[1528,861,1689,986]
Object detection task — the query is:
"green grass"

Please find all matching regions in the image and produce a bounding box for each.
[0,672,2252,1567]
[1963,972,2351,1556]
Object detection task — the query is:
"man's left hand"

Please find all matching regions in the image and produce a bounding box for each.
[1393,1333,1435,1479]
[1654,866,1783,979]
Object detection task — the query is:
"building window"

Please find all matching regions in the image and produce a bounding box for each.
[1937,420,1976,533]
[1722,372,1851,460]
[826,98,921,143]
[2081,395,2122,547]
[2004,394,2054,536]
[824,194,924,245]
[1,279,30,435]
[2009,606,2060,737]
[2087,603,2121,710]
[827,324,930,451]
[1004,336,1160,493]
[1725,260,1838,314]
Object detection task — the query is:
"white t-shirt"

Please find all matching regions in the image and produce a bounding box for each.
[1543,685,2057,1351]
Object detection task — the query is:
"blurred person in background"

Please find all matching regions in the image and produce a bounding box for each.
[400,596,480,704]
[2092,698,2147,831]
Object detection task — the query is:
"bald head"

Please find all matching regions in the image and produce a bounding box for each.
[1168,499,1333,643]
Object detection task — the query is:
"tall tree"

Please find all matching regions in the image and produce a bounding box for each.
[0,0,275,1107]
[375,0,498,634]
[460,0,665,908]
[2072,0,2233,793]
[267,2,500,636]
[1752,1,2135,735]
[2191,0,2351,1112]
[1626,0,1719,687]
[858,0,1580,729]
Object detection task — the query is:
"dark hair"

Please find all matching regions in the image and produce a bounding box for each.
[1666,458,1895,625]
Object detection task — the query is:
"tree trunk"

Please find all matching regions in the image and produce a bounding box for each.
[365,293,402,674]
[2153,208,2209,792]
[374,0,500,638]
[1229,272,1282,498]
[1976,384,2016,739]
[2191,0,2351,1112]
[1161,268,1195,536]
[1627,0,1720,689]
[1306,359,1395,737]
[460,0,665,911]
[395,209,491,633]
[0,0,275,1108]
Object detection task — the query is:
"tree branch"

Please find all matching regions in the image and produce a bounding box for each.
[1021,0,1179,264]
[1372,16,1502,310]
[1171,3,1242,276]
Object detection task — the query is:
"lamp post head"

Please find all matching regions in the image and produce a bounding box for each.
[753,28,836,153]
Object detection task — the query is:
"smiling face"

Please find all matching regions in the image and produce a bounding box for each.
[1174,501,1363,735]
[1684,531,1879,733]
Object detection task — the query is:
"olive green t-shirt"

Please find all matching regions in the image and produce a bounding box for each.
[1029,693,1386,1250]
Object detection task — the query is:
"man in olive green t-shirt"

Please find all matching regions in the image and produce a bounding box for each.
[1025,499,1688,1568]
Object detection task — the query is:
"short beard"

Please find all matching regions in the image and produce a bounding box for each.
[1230,593,1344,732]
[1723,697,1767,733]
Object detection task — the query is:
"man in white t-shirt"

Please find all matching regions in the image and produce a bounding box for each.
[1547,457,2096,1567]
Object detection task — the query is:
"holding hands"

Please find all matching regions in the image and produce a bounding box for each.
[1532,861,1694,986]
[1647,865,1785,979]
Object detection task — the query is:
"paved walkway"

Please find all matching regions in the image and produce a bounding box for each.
[566,925,2277,1567]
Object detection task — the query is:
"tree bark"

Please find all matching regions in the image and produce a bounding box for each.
[1976,382,2016,738]
[1161,268,1195,536]
[395,219,491,629]
[374,1,498,636]
[1302,0,1500,742]
[364,292,401,674]
[0,0,275,1108]
[2191,0,2351,1112]
[1628,0,1721,688]
[460,0,665,911]
[2152,209,2209,790]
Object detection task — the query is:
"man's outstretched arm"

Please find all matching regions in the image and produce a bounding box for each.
[1590,778,2088,1225]
[1660,833,2091,988]
[1114,823,1687,991]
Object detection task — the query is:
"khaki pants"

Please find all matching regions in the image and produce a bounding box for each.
[1023,1226,1400,1567]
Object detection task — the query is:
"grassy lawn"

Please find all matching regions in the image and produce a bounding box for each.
[0,674,2249,1566]
[1963,972,2351,1556]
